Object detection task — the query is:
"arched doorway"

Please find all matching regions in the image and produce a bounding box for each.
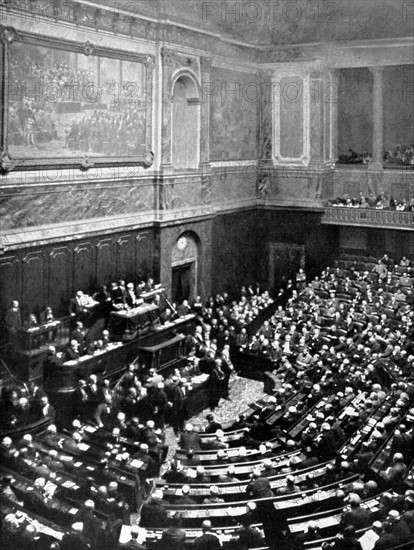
[171,72,200,169]
[171,233,198,304]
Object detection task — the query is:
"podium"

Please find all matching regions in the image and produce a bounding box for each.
[108,303,160,341]
[137,334,186,375]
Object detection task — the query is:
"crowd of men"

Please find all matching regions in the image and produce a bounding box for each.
[2,253,414,549]
[327,191,414,211]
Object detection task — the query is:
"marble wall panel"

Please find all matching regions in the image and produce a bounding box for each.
[0,180,155,231]
[210,165,257,206]
[210,67,258,161]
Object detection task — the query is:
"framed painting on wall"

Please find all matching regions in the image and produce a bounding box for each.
[0,26,155,171]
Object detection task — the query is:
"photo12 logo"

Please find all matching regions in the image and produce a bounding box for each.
[201,1,339,29]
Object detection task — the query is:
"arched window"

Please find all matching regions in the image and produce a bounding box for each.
[171,72,200,169]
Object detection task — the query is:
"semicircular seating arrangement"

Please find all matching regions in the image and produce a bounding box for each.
[1,255,414,550]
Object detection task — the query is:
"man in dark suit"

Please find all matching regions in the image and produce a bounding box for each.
[177,300,191,317]
[63,339,81,362]
[204,414,222,434]
[175,484,196,505]
[125,283,140,308]
[118,525,146,549]
[60,523,91,550]
[179,423,202,451]
[75,500,103,549]
[69,291,89,321]
[170,378,185,435]
[160,514,186,550]
[43,347,64,390]
[246,469,274,499]
[38,396,56,422]
[193,520,222,550]
[199,350,216,375]
[62,432,83,456]
[5,300,22,346]
[71,321,87,354]
[139,490,168,528]
[39,306,55,325]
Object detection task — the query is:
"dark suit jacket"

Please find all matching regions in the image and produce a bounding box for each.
[160,526,186,550]
[40,310,55,325]
[69,297,84,316]
[179,431,202,451]
[139,499,168,527]
[118,539,146,550]
[5,308,21,334]
[246,476,273,498]
[193,533,222,550]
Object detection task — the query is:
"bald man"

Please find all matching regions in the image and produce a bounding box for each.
[193,520,222,549]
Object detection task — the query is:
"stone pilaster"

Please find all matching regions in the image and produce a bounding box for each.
[369,67,384,171]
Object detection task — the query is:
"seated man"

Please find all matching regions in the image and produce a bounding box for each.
[231,516,265,549]
[140,489,168,528]
[193,520,222,550]
[179,423,202,451]
[202,485,224,504]
[246,469,274,499]
[23,314,39,331]
[159,514,186,550]
[63,339,81,362]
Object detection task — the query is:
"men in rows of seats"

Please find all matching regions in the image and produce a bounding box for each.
[0,382,55,430]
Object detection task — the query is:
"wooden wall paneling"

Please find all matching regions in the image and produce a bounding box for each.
[136,232,152,281]
[21,251,45,319]
[409,233,414,257]
[116,235,135,283]
[48,246,72,315]
[73,242,95,295]
[0,255,21,324]
[96,238,116,287]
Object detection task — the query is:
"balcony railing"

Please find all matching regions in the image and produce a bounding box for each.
[322,207,414,229]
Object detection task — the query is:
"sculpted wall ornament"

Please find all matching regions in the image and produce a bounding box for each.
[83,41,95,56]
[0,152,17,172]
